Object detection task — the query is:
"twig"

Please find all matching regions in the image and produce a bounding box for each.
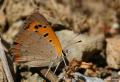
[0,38,14,82]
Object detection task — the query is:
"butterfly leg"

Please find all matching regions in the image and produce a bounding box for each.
[53,61,61,74]
[54,52,67,74]
[62,52,67,66]
[45,62,54,77]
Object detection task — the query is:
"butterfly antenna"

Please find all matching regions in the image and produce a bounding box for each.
[0,38,15,82]
[45,62,54,77]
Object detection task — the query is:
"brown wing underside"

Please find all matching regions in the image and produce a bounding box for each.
[11,29,58,67]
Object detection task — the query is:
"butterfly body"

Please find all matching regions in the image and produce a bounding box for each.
[11,12,62,67]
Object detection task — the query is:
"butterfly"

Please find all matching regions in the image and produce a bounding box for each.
[10,11,67,76]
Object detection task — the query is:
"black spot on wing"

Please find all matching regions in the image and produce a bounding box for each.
[44,33,48,37]
[34,25,39,29]
[35,31,38,32]
[49,40,52,42]
[44,26,47,28]
[34,24,42,29]
[38,25,42,27]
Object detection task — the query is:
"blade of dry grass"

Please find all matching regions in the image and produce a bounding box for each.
[0,38,14,82]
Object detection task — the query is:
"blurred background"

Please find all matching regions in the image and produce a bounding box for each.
[0,0,120,42]
[0,0,120,82]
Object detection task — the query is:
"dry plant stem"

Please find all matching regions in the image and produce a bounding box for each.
[0,38,14,82]
[0,0,7,12]
[41,69,58,82]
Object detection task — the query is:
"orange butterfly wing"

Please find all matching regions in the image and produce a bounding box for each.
[11,12,62,67]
